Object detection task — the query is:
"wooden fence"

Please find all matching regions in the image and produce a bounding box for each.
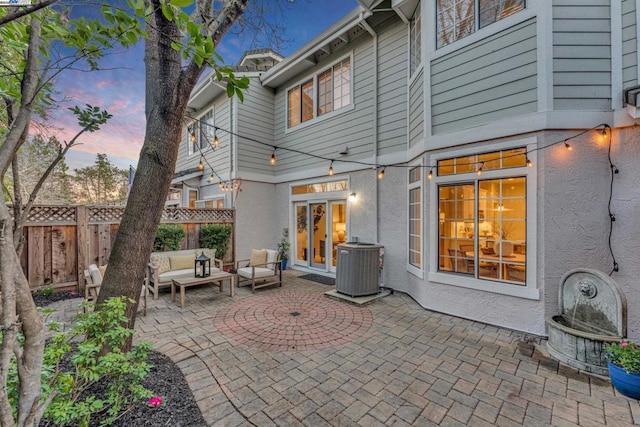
[19,205,235,291]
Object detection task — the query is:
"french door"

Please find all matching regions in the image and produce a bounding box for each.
[294,200,346,272]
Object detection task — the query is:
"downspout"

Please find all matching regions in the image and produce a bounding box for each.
[359,15,378,243]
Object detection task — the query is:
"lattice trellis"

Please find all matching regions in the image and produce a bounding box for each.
[89,207,126,223]
[161,208,234,223]
[26,206,76,223]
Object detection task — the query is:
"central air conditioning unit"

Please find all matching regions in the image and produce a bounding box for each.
[335,242,383,297]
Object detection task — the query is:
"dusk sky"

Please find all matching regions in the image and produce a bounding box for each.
[51,0,358,172]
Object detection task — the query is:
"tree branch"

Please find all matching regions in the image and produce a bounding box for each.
[0,0,59,27]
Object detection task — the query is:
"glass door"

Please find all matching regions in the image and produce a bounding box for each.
[329,201,347,271]
[309,203,327,269]
[294,203,308,265]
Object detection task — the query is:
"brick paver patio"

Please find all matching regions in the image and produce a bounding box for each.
[46,270,640,426]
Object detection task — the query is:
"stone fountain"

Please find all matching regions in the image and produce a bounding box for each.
[546,268,627,375]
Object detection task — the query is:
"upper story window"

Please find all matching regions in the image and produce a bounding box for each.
[187,108,214,155]
[287,56,352,129]
[436,0,525,48]
[409,2,421,76]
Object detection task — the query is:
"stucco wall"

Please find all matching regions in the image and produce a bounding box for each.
[348,170,378,244]
[610,127,640,340]
[234,181,278,261]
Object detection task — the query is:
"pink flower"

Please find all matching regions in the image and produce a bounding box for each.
[148,396,163,407]
[69,291,77,296]
[621,342,629,348]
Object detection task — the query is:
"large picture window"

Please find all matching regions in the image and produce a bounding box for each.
[436,0,525,48]
[436,148,527,285]
[287,56,352,129]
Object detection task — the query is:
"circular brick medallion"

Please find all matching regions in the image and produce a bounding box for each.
[214,290,373,351]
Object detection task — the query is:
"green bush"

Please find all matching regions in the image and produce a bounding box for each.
[199,224,233,259]
[154,224,185,251]
[6,298,155,426]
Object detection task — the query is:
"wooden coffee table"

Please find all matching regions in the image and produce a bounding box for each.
[171,272,235,308]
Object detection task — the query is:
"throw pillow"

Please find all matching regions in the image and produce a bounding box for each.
[150,253,171,274]
[200,248,217,261]
[249,249,267,267]
[169,254,195,271]
[88,264,102,286]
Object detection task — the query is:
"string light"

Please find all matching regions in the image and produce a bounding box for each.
[190,129,197,144]
[209,174,214,182]
[214,129,220,148]
[477,162,484,176]
[270,147,277,165]
[197,156,204,171]
[564,141,573,151]
[329,160,334,176]
[377,167,385,179]
[526,157,533,167]
[428,168,433,180]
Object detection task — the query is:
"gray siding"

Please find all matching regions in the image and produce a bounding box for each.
[430,18,538,135]
[623,0,637,90]
[409,68,424,148]
[270,15,405,175]
[376,16,408,156]
[553,0,612,110]
[236,79,276,175]
[176,97,232,177]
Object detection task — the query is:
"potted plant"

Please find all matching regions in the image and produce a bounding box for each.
[277,238,291,270]
[605,341,640,399]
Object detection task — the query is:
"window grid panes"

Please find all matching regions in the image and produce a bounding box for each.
[291,180,349,195]
[410,2,422,76]
[287,57,352,128]
[408,167,422,268]
[437,148,526,176]
[199,110,213,150]
[438,177,526,285]
[436,0,525,48]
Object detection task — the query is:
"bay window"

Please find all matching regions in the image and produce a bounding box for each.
[436,0,525,48]
[434,147,531,291]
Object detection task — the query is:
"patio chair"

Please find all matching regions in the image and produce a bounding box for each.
[235,249,282,292]
[84,264,147,316]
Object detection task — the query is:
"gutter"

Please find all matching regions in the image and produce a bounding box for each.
[261,7,372,87]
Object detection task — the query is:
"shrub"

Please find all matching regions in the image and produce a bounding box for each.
[199,224,233,259]
[154,224,185,251]
[606,341,640,373]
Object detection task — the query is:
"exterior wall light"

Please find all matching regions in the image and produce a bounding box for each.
[349,192,357,202]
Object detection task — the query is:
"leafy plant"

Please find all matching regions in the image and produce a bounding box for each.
[154,224,185,251]
[199,224,233,259]
[606,341,640,373]
[277,238,291,261]
[5,297,155,426]
[39,286,55,297]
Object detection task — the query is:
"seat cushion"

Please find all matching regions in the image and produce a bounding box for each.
[237,267,275,279]
[150,253,171,274]
[249,249,267,266]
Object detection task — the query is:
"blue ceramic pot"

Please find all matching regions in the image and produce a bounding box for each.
[281,259,288,270]
[608,361,640,400]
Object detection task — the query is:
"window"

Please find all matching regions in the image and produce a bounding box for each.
[409,2,421,76]
[436,148,527,286]
[199,110,213,151]
[436,0,525,48]
[408,166,422,269]
[287,56,352,129]
[187,123,198,155]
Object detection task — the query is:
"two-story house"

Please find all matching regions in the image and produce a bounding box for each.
[176,0,640,342]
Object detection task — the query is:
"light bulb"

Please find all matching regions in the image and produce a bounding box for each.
[565,142,573,151]
[428,169,433,180]
[209,174,214,182]
[270,153,276,165]
[329,161,334,176]
[526,158,533,167]
[197,158,204,170]
[377,168,385,179]
[191,132,196,143]
[214,134,220,148]
[477,163,483,176]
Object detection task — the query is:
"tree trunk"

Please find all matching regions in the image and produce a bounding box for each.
[95,0,203,339]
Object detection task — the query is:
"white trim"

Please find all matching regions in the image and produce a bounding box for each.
[536,1,553,112]
[427,136,539,300]
[636,1,640,84]
[408,0,422,79]
[284,52,355,133]
[425,110,614,152]
[611,0,623,110]
[407,158,424,279]
[423,0,432,138]
[431,3,535,60]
